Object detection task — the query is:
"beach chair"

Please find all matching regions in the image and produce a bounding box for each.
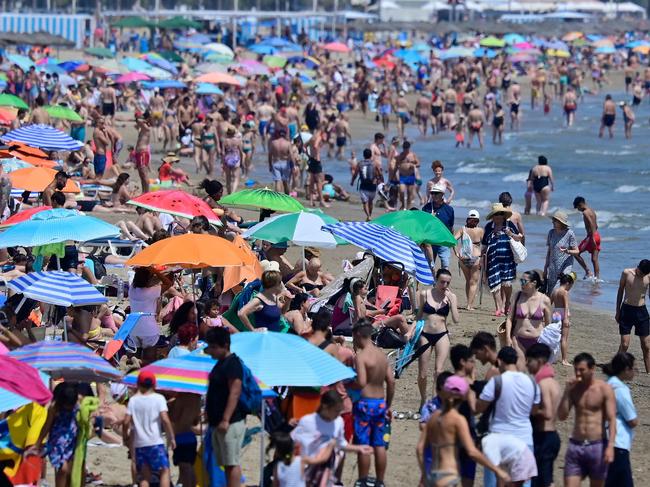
[393,319,425,378]
[82,237,146,258]
[102,312,151,360]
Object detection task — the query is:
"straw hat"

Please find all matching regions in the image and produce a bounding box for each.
[551,210,570,227]
[486,203,513,220]
[162,152,180,163]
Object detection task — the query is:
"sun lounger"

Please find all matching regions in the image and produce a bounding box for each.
[82,238,146,258]
[102,312,151,360]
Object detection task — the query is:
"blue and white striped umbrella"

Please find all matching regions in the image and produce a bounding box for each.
[7,271,107,307]
[1,124,83,151]
[322,222,434,284]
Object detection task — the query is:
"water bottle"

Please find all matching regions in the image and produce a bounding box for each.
[117,279,124,300]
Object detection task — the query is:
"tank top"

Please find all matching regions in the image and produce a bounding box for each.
[276,457,305,487]
[129,284,161,337]
[254,296,282,332]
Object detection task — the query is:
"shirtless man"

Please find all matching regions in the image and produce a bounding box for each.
[507,81,521,131]
[443,86,457,128]
[526,343,562,487]
[100,80,117,124]
[286,100,301,141]
[415,92,430,136]
[135,114,152,194]
[306,128,328,207]
[148,89,165,142]
[168,392,201,487]
[598,94,616,139]
[395,91,411,139]
[563,86,578,127]
[268,128,293,194]
[92,117,111,177]
[118,207,163,240]
[178,97,195,137]
[469,331,500,381]
[334,113,352,160]
[558,352,616,487]
[351,319,395,487]
[616,260,650,372]
[426,160,455,203]
[395,140,419,210]
[29,96,51,125]
[465,105,484,149]
[573,196,600,280]
[43,171,76,209]
[257,98,275,150]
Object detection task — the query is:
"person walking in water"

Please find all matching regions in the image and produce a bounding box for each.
[573,196,601,281]
[599,94,616,138]
[529,156,554,216]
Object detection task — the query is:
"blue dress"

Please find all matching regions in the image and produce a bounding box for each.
[46,406,78,470]
[482,221,519,291]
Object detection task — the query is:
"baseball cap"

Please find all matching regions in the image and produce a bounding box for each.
[443,375,469,396]
[468,209,480,219]
[430,184,446,193]
[137,370,157,388]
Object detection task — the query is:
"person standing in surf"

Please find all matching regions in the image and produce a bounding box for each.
[529,156,554,216]
[573,196,601,281]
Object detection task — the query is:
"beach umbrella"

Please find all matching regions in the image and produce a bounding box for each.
[0,94,29,110]
[1,124,83,151]
[322,222,434,285]
[6,54,34,72]
[204,52,235,63]
[592,39,614,48]
[43,105,83,122]
[5,152,56,168]
[480,36,506,48]
[39,64,66,75]
[0,157,32,173]
[121,57,153,72]
[0,108,15,125]
[513,42,535,50]
[504,33,526,45]
[9,341,121,382]
[633,45,650,54]
[158,16,201,30]
[322,41,350,53]
[58,60,84,72]
[141,79,187,90]
[263,55,287,69]
[439,46,474,59]
[545,40,569,50]
[112,16,154,28]
[141,54,178,74]
[195,62,230,74]
[127,189,221,225]
[116,72,151,84]
[203,43,234,59]
[196,83,224,95]
[372,210,456,247]
[0,205,51,228]
[125,233,249,269]
[7,271,107,307]
[8,167,79,193]
[0,355,51,412]
[509,52,539,63]
[248,44,277,55]
[235,59,271,76]
[242,210,344,248]
[158,50,183,63]
[547,49,570,58]
[84,47,114,58]
[0,209,119,248]
[219,188,304,212]
[194,72,242,86]
[474,48,497,58]
[222,235,263,293]
[121,353,273,395]
[595,46,616,54]
[563,32,583,42]
[286,55,321,68]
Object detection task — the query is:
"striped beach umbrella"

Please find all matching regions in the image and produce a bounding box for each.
[6,271,107,307]
[322,221,434,284]
[9,341,121,382]
[1,124,83,151]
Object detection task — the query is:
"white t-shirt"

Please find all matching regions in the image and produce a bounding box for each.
[479,370,540,444]
[291,412,347,458]
[127,392,168,448]
[482,433,528,467]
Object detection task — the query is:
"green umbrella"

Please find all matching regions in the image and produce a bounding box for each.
[112,16,154,28]
[158,50,183,63]
[372,210,456,247]
[84,47,115,59]
[242,210,346,247]
[219,188,304,213]
[158,16,202,30]
[44,105,83,122]
[0,94,28,110]
[480,36,506,48]
[263,55,287,69]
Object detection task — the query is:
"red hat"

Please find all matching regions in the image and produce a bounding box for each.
[137,370,157,388]
[197,113,206,121]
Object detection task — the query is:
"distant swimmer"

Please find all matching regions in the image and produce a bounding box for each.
[507,81,521,132]
[563,87,578,127]
[598,94,616,139]
[619,102,635,139]
[529,155,554,216]
[572,196,601,281]
[466,104,485,150]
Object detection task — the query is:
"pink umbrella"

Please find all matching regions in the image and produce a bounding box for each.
[116,72,151,84]
[322,41,350,53]
[235,60,271,76]
[514,42,535,50]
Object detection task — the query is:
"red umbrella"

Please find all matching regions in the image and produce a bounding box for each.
[322,42,350,53]
[127,189,220,224]
[0,206,52,229]
[116,72,151,84]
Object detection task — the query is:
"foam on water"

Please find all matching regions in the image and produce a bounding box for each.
[455,163,499,174]
[502,172,529,182]
[614,185,646,193]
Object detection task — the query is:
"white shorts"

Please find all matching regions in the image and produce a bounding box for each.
[359,190,376,203]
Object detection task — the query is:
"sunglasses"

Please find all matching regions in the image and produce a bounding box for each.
[520,278,531,286]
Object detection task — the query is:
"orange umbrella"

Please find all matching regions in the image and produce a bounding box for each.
[8,166,80,193]
[7,152,57,168]
[222,235,263,293]
[5,142,48,158]
[126,233,249,269]
[194,72,242,86]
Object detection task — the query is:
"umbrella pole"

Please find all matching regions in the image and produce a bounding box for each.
[259,399,265,487]
[191,270,199,328]
[302,246,306,273]
[15,296,27,313]
[479,264,484,307]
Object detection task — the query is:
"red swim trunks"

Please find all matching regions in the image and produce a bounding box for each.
[579,231,601,253]
[135,148,151,169]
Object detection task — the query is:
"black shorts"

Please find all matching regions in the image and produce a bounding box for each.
[336,136,347,148]
[172,435,197,465]
[102,102,115,117]
[602,114,615,127]
[444,102,455,114]
[619,303,650,337]
[533,430,561,487]
[307,157,323,174]
[510,103,519,114]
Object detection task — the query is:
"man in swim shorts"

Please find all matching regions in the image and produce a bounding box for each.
[616,260,650,372]
[352,320,394,487]
[573,196,601,280]
[396,140,419,210]
[599,94,616,139]
[558,352,616,487]
[268,129,293,195]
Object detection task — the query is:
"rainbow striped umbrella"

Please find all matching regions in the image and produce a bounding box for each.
[122,352,274,396]
[9,341,121,382]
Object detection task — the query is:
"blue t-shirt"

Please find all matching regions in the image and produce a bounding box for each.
[422,202,454,231]
[608,376,637,450]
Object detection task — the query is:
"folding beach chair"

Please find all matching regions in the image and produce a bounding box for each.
[83,237,146,258]
[393,319,425,378]
[102,312,151,360]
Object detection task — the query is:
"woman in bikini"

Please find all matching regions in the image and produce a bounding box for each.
[200,119,218,176]
[417,375,509,487]
[453,210,484,310]
[221,127,243,194]
[286,258,331,297]
[551,272,575,366]
[416,269,460,407]
[529,155,554,216]
[506,270,552,361]
[92,173,136,213]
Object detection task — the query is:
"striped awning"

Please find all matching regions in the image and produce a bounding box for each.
[7,271,107,307]
[322,221,434,284]
[1,124,83,151]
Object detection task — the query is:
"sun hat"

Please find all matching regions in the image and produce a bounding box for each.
[260,260,280,272]
[486,203,513,220]
[467,209,480,219]
[162,152,180,163]
[430,184,446,194]
[137,370,156,388]
[443,375,469,396]
[551,210,570,227]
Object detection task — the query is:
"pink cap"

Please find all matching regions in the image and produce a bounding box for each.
[444,375,469,396]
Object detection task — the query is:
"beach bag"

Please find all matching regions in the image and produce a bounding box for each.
[476,376,501,437]
[538,320,562,364]
[373,326,407,349]
[358,160,375,188]
[237,355,263,416]
[509,238,528,264]
[459,228,473,260]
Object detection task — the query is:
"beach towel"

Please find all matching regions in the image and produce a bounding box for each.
[71,396,100,487]
[1,403,47,479]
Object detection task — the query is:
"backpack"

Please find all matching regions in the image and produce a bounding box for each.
[476,375,502,437]
[236,354,263,416]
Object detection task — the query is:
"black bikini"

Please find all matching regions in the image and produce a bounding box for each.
[421,299,450,346]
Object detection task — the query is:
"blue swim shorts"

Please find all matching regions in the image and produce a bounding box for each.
[353,397,387,447]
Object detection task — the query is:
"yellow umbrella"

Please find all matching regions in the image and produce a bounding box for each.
[548,49,571,58]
